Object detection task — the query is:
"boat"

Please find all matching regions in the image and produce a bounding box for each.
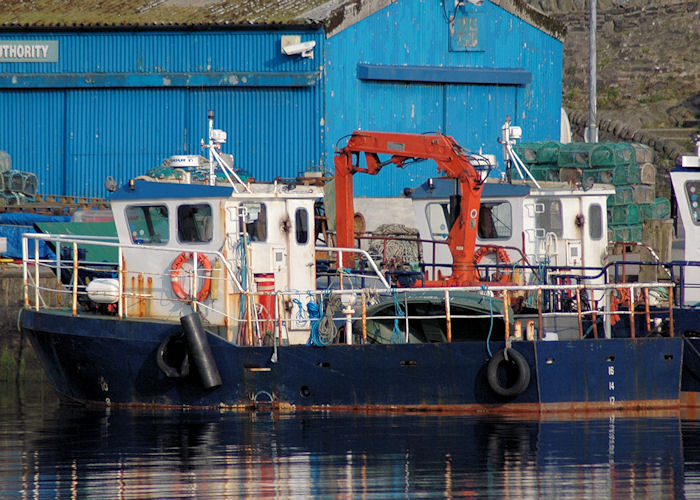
[19,113,682,412]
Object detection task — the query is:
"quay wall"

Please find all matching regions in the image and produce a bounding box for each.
[0,267,43,380]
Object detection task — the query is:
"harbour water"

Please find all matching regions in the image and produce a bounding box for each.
[2,380,700,498]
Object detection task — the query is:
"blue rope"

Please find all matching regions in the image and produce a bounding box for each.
[236,235,250,320]
[306,300,323,346]
[391,291,405,344]
[292,297,308,326]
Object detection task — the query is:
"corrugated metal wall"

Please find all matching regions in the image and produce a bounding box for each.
[0,2,562,199]
[325,1,562,197]
[0,31,324,197]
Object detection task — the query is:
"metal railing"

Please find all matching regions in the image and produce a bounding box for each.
[22,232,677,347]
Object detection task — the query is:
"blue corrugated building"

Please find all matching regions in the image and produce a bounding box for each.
[0,0,564,198]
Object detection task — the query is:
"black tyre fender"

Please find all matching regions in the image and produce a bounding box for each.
[486,348,531,397]
[156,334,190,378]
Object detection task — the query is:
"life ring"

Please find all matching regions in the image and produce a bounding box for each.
[156,334,190,378]
[486,348,531,397]
[474,246,512,284]
[170,252,212,301]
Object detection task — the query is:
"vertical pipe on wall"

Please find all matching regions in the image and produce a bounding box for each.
[586,0,598,143]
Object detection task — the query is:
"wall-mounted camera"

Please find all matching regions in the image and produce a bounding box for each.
[280,36,316,59]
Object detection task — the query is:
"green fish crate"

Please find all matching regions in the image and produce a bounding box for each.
[590,142,636,167]
[590,167,614,184]
[513,142,543,164]
[613,162,657,186]
[526,165,559,182]
[535,141,561,164]
[557,143,596,168]
[640,198,671,219]
[609,224,643,242]
[611,204,641,225]
[611,185,655,205]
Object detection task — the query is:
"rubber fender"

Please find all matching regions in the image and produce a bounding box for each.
[156,334,190,378]
[486,348,531,397]
[181,312,222,390]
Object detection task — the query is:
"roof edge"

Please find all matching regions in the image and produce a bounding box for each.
[0,22,322,33]
[301,0,396,38]
[490,0,566,41]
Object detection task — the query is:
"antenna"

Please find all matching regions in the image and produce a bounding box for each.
[498,117,540,188]
[202,111,252,193]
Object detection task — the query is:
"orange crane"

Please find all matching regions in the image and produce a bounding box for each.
[333,131,486,286]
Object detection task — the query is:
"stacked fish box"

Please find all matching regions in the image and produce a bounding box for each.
[512,141,562,182]
[602,143,665,243]
[513,141,669,243]
[0,150,39,206]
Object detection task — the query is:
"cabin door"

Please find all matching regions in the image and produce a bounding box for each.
[281,199,316,292]
[280,199,316,334]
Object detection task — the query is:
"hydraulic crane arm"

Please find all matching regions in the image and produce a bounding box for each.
[333,131,485,286]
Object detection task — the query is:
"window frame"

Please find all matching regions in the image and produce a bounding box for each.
[177,203,213,244]
[125,204,169,245]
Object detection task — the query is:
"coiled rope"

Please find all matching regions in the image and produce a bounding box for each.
[306,293,341,346]
[306,300,322,346]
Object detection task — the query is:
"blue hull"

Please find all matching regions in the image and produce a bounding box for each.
[21,309,682,412]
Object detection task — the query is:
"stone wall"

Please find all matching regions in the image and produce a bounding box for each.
[0,268,47,381]
[532,0,700,129]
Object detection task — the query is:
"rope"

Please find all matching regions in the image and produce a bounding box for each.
[367,224,420,268]
[307,293,341,346]
[236,235,250,321]
[292,297,309,328]
[306,300,322,346]
[391,291,405,344]
[318,293,341,345]
[483,285,495,358]
[525,258,549,309]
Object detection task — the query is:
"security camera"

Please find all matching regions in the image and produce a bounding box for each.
[281,40,316,58]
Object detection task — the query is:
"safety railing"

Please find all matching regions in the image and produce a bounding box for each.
[22,232,677,347]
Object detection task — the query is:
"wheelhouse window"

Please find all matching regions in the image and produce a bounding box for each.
[126,205,169,245]
[295,208,309,244]
[241,202,267,242]
[426,203,450,241]
[478,201,512,239]
[535,198,563,237]
[178,204,213,243]
[588,204,603,240]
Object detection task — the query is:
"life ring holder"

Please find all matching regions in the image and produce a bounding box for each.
[486,348,531,397]
[170,252,212,302]
[474,245,512,284]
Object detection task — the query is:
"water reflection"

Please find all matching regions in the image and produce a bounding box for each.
[0,384,688,498]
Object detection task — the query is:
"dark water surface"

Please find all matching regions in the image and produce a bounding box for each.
[2,381,700,498]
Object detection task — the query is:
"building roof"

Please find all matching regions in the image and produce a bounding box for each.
[0,0,329,30]
[0,0,564,40]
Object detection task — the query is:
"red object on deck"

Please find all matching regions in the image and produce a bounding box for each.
[334,131,484,285]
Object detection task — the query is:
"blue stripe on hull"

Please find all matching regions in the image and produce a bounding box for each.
[21,309,682,411]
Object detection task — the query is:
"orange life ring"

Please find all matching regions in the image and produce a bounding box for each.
[474,245,511,284]
[170,252,212,301]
